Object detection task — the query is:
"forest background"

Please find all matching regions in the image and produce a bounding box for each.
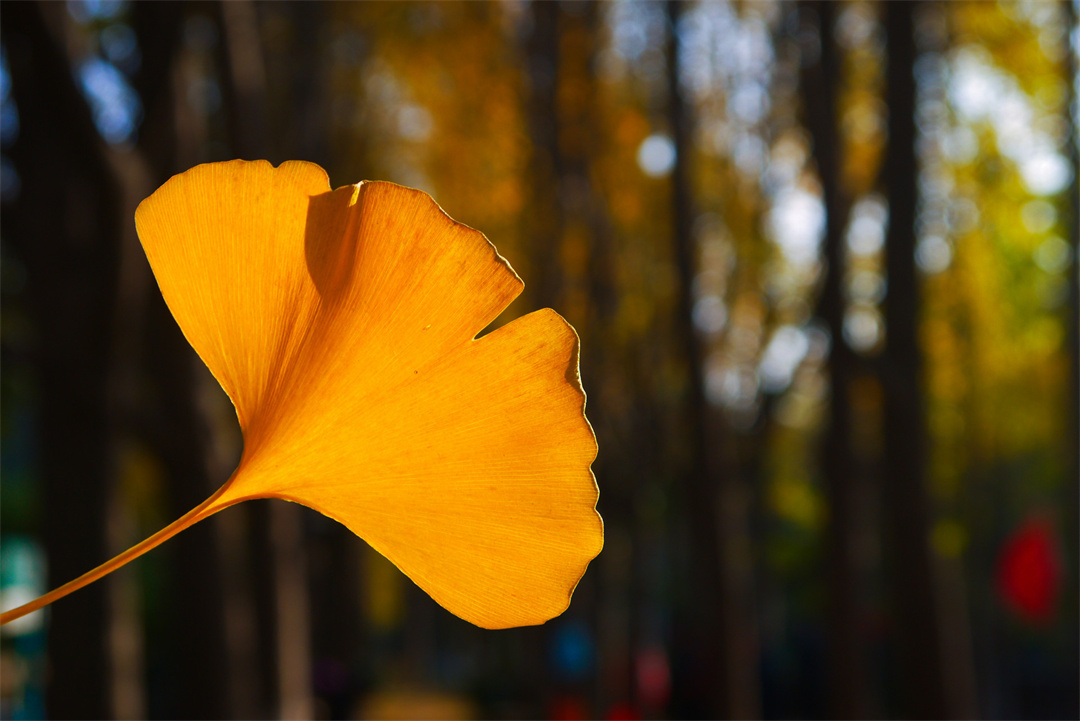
[0,1,1077,719]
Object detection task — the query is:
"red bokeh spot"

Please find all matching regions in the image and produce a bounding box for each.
[996,517,1062,625]
[605,701,641,720]
[550,695,589,721]
[635,646,671,710]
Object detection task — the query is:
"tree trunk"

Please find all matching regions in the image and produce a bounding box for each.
[524,0,565,312]
[800,3,867,717]
[1062,0,1080,697]
[666,3,758,718]
[2,4,122,717]
[880,4,952,717]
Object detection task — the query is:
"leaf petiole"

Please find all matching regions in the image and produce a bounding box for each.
[0,485,235,626]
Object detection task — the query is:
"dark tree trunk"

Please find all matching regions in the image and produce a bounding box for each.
[280,2,335,173]
[1,3,122,718]
[143,296,240,720]
[800,3,867,717]
[524,0,565,312]
[219,0,269,160]
[1062,0,1080,698]
[665,3,757,718]
[550,1,616,329]
[880,4,952,718]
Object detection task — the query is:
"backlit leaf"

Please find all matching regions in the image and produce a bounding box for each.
[1,160,602,630]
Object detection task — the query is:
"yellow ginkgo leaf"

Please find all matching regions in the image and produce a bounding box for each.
[0,160,602,630]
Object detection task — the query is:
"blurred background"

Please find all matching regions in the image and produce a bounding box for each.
[0,1,1077,719]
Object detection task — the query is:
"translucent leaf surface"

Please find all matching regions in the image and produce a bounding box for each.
[133,160,602,628]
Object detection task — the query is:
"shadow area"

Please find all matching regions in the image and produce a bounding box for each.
[304,185,365,304]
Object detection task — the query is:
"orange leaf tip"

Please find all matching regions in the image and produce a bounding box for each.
[134,160,603,629]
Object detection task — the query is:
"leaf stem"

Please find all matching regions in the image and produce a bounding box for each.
[0,485,235,626]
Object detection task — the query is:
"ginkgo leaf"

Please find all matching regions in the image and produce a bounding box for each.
[0,159,602,630]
